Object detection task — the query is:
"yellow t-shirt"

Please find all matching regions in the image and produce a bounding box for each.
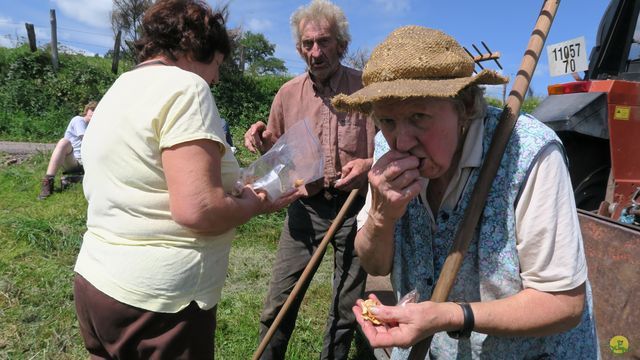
[75,65,240,313]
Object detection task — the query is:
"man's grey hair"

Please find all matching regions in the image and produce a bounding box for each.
[290,0,351,57]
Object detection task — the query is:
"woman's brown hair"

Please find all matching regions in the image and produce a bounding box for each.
[135,0,231,64]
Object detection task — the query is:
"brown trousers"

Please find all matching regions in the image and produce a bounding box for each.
[74,274,216,359]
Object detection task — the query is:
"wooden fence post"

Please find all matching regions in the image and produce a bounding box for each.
[25,23,37,52]
[112,30,122,74]
[50,9,59,72]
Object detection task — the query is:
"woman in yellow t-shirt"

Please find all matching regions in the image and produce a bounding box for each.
[73,1,299,358]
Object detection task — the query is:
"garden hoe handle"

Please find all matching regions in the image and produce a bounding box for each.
[253,188,361,360]
[407,1,560,359]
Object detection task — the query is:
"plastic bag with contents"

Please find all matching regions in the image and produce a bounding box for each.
[236,119,324,200]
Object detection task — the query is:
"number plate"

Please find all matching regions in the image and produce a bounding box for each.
[546,36,588,77]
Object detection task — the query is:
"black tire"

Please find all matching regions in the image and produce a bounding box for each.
[573,165,610,211]
[557,132,611,211]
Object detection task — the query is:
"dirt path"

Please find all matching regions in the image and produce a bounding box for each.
[0,141,55,154]
[0,141,55,166]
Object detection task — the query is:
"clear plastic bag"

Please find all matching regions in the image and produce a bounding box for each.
[236,119,324,200]
[398,289,419,306]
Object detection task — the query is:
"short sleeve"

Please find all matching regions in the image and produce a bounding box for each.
[157,77,226,154]
[73,117,87,137]
[515,144,587,292]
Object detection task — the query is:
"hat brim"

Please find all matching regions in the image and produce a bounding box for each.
[332,69,508,114]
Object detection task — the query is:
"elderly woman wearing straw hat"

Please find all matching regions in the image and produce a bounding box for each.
[333,26,599,358]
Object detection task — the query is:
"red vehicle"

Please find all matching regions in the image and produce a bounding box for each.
[532,0,639,357]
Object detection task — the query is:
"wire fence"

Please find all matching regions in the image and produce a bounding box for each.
[1,35,112,58]
[0,18,115,56]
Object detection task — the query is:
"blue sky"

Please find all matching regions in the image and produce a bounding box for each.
[0,0,611,98]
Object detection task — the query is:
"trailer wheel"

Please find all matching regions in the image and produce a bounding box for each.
[574,165,610,211]
[557,132,611,211]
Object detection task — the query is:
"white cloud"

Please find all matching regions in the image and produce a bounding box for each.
[45,0,119,54]
[247,18,272,33]
[53,0,112,29]
[372,0,410,13]
[0,35,16,48]
[0,15,19,32]
[0,16,11,26]
[0,16,23,47]
[58,26,114,53]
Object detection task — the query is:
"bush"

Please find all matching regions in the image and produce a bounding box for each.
[0,46,288,142]
[213,71,290,130]
[0,47,121,141]
[485,96,542,114]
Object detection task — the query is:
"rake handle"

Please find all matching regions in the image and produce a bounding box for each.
[252,188,361,360]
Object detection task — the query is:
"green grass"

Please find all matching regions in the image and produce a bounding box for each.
[0,153,85,359]
[0,145,370,359]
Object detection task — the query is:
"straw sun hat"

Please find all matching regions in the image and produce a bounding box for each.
[332,25,508,114]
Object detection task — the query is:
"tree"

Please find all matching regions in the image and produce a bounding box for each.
[344,47,370,70]
[220,27,243,74]
[236,31,287,75]
[110,0,153,62]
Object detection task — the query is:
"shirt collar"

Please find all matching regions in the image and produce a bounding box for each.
[458,115,484,169]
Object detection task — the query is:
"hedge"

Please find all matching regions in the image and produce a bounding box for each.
[0,45,290,142]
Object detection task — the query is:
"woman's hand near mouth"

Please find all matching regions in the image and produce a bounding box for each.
[368,150,427,222]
